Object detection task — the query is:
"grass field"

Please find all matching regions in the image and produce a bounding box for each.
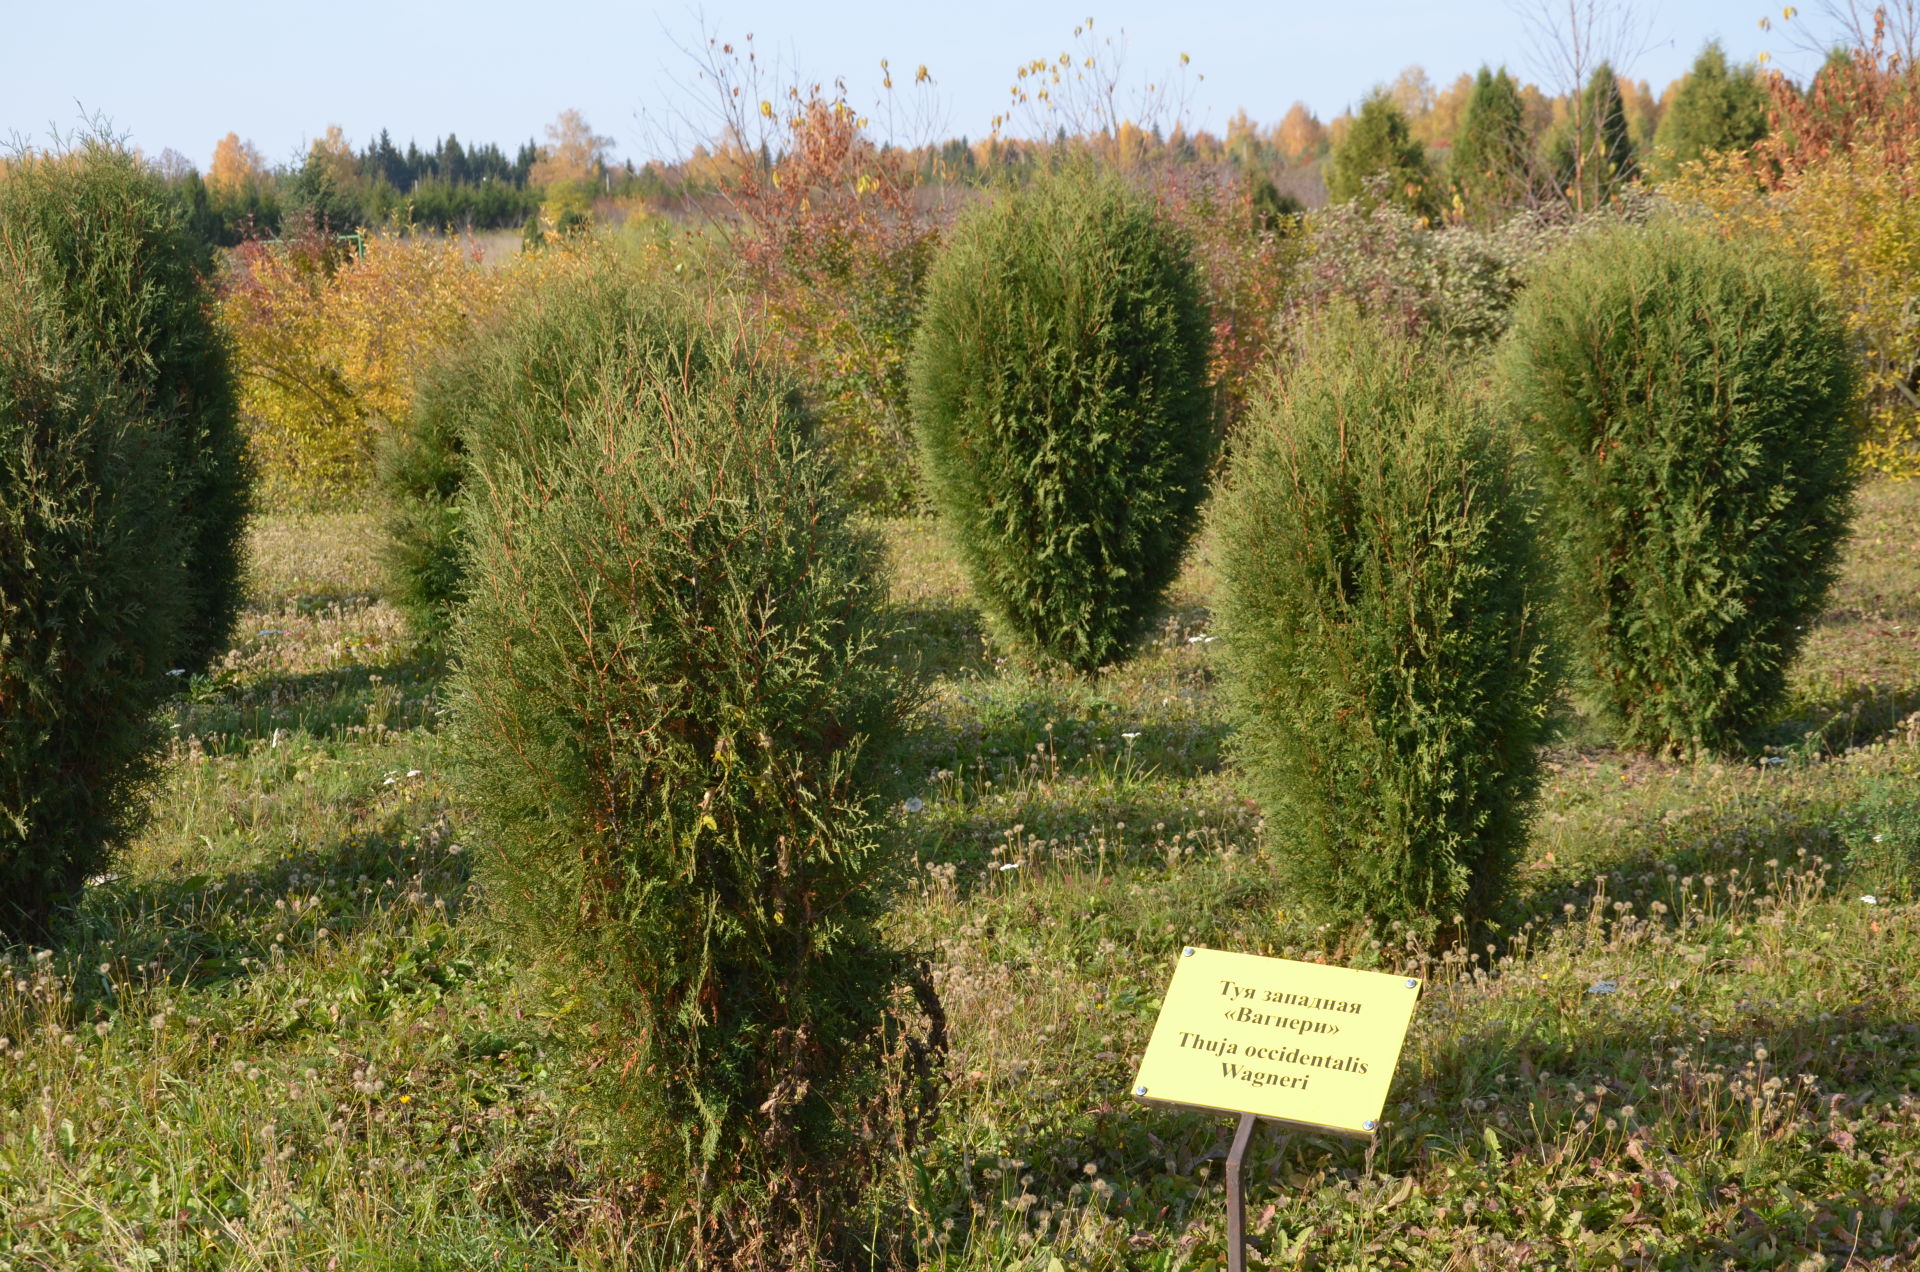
[4,484,1919,1270]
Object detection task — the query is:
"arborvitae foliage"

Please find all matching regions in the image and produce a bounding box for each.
[0,137,249,674]
[909,166,1214,672]
[376,325,501,650]
[1549,65,1638,209]
[1327,90,1440,220]
[381,262,677,647]
[450,289,919,1259]
[1497,219,1858,754]
[1215,307,1552,936]
[1650,42,1771,178]
[1449,67,1534,228]
[375,358,468,650]
[0,268,186,942]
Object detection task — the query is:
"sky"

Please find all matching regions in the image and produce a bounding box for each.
[2,0,1846,172]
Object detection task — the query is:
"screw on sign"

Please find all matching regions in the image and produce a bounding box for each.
[1130,947,1423,1272]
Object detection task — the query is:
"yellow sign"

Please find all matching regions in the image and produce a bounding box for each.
[1130,947,1421,1136]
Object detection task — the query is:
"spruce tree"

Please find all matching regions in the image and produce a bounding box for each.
[1449,67,1534,227]
[1650,42,1771,178]
[1549,64,1638,209]
[1327,90,1440,219]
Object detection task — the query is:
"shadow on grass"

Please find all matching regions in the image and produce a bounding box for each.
[889,598,996,681]
[169,651,448,748]
[54,812,471,1003]
[1763,680,1920,757]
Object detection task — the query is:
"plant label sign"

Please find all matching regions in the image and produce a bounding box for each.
[1131,947,1422,1136]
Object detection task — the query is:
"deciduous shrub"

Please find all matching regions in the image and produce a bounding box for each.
[1215,307,1552,936]
[0,266,185,942]
[1497,218,1858,754]
[449,287,919,1260]
[724,91,941,516]
[1156,166,1305,445]
[1669,25,1920,477]
[910,166,1214,672]
[220,223,503,505]
[0,138,247,674]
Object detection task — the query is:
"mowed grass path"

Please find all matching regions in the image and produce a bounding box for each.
[3,486,1918,1270]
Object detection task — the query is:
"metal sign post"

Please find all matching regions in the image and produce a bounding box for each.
[1225,1111,1256,1272]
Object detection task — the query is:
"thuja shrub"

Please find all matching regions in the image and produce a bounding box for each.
[0,137,247,674]
[377,332,492,650]
[910,165,1214,672]
[379,251,664,647]
[1498,218,1858,754]
[450,294,917,1258]
[0,268,185,942]
[1215,307,1553,935]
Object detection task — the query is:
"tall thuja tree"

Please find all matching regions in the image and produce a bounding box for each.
[1649,42,1770,178]
[1327,90,1440,219]
[1550,64,1638,210]
[1497,218,1858,754]
[910,165,1214,672]
[1216,306,1552,935]
[0,260,187,941]
[0,137,249,673]
[452,282,925,1260]
[1449,67,1534,227]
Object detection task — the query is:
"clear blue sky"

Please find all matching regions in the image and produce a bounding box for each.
[3,1,1837,171]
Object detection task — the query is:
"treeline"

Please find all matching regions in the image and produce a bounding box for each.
[621,38,1776,227]
[148,37,1779,255]
[156,127,559,249]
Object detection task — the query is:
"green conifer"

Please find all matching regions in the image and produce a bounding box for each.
[909,166,1215,672]
[1217,306,1552,934]
[1548,64,1638,209]
[0,138,249,674]
[0,264,187,941]
[1650,42,1771,178]
[1449,67,1534,227]
[1497,219,1858,754]
[1328,90,1440,219]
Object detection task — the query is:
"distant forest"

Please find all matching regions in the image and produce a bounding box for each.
[154,44,1781,253]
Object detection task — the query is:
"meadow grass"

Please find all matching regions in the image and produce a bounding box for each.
[3,487,1918,1270]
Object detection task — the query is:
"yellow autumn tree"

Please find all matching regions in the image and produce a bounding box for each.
[1274,101,1328,165]
[1389,66,1437,124]
[1420,73,1475,148]
[307,124,357,188]
[530,109,614,186]
[528,108,614,232]
[208,132,268,193]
